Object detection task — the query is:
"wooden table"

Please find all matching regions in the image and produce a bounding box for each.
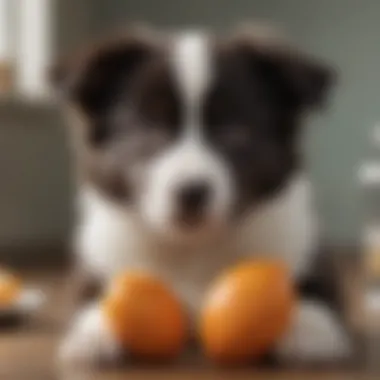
[0,270,375,380]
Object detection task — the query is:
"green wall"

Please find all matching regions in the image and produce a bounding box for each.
[91,0,380,244]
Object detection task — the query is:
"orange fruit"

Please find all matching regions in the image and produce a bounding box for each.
[102,272,187,361]
[199,260,296,365]
[0,269,22,306]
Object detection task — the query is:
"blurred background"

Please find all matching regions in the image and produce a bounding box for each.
[0,0,379,265]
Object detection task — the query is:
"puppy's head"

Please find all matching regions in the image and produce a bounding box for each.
[52,24,334,242]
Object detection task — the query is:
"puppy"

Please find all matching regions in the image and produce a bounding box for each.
[52,24,351,365]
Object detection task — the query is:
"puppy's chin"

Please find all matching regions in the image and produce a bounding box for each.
[144,216,228,247]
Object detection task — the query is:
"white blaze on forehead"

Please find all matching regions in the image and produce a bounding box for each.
[170,31,212,112]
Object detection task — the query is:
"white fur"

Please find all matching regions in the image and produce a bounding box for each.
[59,303,121,366]
[237,177,318,278]
[63,175,351,366]
[78,174,316,285]
[139,140,234,243]
[276,300,352,362]
[138,33,234,241]
[170,31,211,111]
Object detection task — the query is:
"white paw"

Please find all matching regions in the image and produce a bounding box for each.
[58,304,121,367]
[276,300,352,363]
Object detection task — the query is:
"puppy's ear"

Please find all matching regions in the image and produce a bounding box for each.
[264,47,335,110]
[50,32,155,117]
[229,25,336,110]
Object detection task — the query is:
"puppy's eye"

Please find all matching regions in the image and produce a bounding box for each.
[218,126,251,148]
[145,97,175,124]
[139,84,181,127]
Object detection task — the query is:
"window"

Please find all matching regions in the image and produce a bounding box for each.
[0,0,53,100]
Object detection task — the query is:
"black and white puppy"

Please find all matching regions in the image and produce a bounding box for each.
[53,24,351,365]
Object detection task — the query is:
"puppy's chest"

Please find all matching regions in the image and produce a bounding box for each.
[79,222,244,313]
[116,242,243,314]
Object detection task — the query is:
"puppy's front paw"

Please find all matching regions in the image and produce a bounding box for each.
[276,300,352,363]
[58,304,122,367]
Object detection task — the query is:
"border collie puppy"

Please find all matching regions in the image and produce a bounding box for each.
[52,24,351,365]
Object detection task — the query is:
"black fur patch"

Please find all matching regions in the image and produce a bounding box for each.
[52,26,334,212]
[203,40,333,210]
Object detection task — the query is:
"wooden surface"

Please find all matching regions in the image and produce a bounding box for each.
[0,269,375,380]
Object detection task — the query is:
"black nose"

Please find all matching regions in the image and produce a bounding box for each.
[176,181,211,223]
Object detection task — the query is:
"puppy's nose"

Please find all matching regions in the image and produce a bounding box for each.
[176,181,211,224]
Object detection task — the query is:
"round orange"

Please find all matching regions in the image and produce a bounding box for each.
[102,272,187,361]
[0,269,21,306]
[199,260,296,365]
